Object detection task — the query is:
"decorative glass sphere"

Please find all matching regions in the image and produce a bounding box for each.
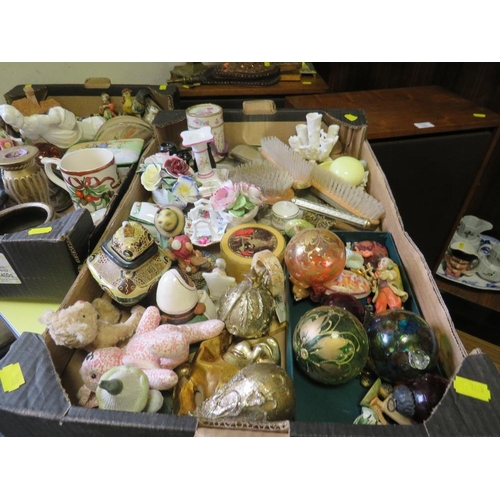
[392,373,449,423]
[365,309,438,384]
[293,305,369,385]
[285,228,346,288]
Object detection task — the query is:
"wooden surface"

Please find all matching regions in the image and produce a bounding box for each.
[285,86,500,140]
[436,275,500,314]
[174,74,329,99]
[457,330,500,372]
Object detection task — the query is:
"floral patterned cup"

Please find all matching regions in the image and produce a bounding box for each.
[42,148,121,213]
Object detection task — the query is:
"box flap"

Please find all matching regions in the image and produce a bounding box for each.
[64,407,198,437]
[0,333,71,424]
[424,351,500,436]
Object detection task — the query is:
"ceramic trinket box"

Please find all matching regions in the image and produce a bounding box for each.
[87,220,172,305]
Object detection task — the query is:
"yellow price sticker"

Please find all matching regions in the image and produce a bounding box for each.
[473,113,486,118]
[0,363,25,392]
[302,81,312,85]
[28,227,52,235]
[453,376,491,402]
[264,62,271,67]
[159,84,167,90]
[344,113,358,122]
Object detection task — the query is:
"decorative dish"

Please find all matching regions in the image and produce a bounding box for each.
[436,235,500,291]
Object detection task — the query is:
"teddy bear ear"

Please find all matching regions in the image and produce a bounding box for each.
[39,310,55,326]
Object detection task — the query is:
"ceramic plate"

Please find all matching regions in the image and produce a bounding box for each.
[184,203,229,247]
[66,138,145,166]
[436,235,500,291]
[95,116,153,143]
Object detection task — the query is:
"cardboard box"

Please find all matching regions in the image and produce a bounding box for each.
[1,81,180,295]
[0,208,94,301]
[4,80,180,120]
[1,108,499,436]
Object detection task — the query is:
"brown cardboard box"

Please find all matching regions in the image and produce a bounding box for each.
[1,108,498,436]
[3,80,179,119]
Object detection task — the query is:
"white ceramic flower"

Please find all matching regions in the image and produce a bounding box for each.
[140,164,162,191]
[172,175,199,204]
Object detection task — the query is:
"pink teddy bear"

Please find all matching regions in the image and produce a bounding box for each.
[78,305,225,407]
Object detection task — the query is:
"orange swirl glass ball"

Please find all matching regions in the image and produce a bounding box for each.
[285,228,346,287]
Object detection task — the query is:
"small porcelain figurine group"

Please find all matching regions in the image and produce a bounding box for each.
[99,88,159,123]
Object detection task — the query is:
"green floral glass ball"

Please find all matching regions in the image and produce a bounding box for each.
[293,305,369,385]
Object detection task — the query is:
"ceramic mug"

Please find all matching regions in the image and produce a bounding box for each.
[478,243,500,282]
[444,241,481,278]
[42,148,121,213]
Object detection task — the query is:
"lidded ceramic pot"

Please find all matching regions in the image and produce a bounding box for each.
[88,220,172,305]
[0,145,51,205]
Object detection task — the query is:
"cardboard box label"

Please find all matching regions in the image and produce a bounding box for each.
[0,253,21,285]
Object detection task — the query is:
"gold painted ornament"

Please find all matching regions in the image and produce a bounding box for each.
[217,269,275,339]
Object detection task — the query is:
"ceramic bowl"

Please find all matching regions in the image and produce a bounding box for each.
[0,202,54,235]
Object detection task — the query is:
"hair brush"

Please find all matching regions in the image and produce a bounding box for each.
[260,136,313,190]
[228,160,295,204]
[310,163,385,229]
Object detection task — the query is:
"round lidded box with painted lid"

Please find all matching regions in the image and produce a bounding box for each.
[219,223,286,282]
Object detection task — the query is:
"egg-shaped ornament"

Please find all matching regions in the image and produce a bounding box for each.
[365,309,438,384]
[293,305,369,385]
[285,228,346,289]
[320,156,366,186]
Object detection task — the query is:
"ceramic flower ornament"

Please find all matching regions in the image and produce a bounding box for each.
[210,180,264,218]
[140,163,162,191]
[139,152,199,207]
[172,175,200,205]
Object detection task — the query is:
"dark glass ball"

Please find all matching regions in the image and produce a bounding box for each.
[319,291,366,323]
[392,373,449,422]
[364,309,438,384]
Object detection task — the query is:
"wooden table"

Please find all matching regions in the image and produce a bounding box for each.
[285,86,500,140]
[286,86,500,334]
[174,74,329,109]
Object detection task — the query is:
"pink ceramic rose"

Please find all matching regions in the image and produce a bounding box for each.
[210,180,239,211]
[238,182,264,206]
[164,155,191,178]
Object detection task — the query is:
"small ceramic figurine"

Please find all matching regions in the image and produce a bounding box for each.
[131,88,150,118]
[121,88,135,116]
[0,104,104,149]
[372,257,409,313]
[99,93,117,120]
[202,258,236,303]
[164,234,210,274]
[154,206,185,239]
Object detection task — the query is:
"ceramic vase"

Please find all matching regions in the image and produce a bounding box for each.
[0,145,51,205]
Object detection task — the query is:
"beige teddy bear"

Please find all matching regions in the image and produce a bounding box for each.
[40,298,145,351]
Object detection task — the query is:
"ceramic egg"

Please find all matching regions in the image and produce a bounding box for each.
[320,156,366,186]
[285,228,346,288]
[365,309,438,384]
[156,268,201,323]
[293,305,369,385]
